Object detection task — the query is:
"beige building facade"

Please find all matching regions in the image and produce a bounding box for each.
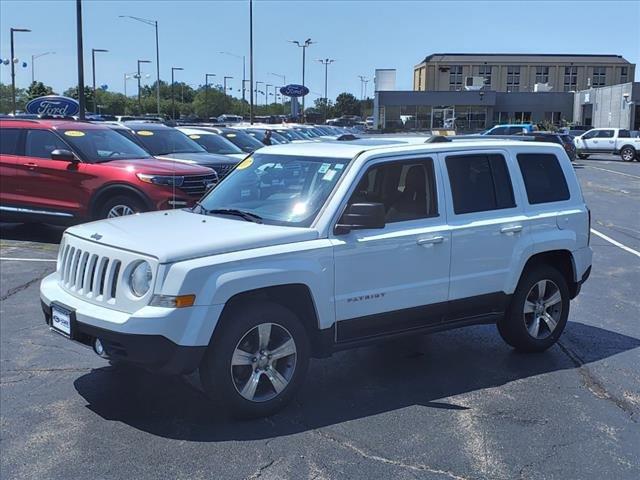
[413,53,635,93]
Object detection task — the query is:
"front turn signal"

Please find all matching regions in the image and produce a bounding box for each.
[150,294,196,308]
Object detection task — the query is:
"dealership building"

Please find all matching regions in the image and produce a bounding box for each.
[373,53,638,131]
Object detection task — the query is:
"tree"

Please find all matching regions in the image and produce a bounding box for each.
[334,92,359,116]
[26,81,55,100]
[0,83,27,113]
[63,85,94,111]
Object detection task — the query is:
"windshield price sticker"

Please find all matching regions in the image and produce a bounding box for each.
[237,157,254,170]
[322,170,337,181]
[318,163,331,174]
[137,130,154,136]
[189,134,201,139]
[334,163,344,170]
[64,130,85,137]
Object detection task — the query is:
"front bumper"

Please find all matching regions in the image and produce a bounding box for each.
[40,273,224,374]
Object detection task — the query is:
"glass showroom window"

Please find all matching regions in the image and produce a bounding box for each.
[535,66,549,84]
[514,112,532,124]
[417,106,431,129]
[400,105,418,130]
[479,65,492,89]
[564,66,577,91]
[592,67,606,87]
[449,66,463,91]
[507,66,520,92]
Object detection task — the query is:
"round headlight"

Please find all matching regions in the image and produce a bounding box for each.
[129,261,152,297]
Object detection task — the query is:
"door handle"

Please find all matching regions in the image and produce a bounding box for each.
[22,162,37,170]
[500,225,523,234]
[417,236,444,246]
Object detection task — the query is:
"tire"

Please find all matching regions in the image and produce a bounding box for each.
[577,154,589,160]
[199,301,310,418]
[98,194,146,219]
[497,265,570,352]
[620,146,636,162]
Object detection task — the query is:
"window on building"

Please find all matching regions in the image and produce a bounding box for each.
[0,128,21,155]
[445,154,515,214]
[350,159,438,223]
[544,112,563,124]
[592,67,606,87]
[449,66,463,91]
[535,66,550,84]
[514,112,532,123]
[564,66,577,92]
[506,66,520,92]
[620,67,629,84]
[479,65,492,88]
[517,154,569,204]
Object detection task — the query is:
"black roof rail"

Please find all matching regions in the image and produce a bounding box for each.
[336,134,360,141]
[424,135,452,143]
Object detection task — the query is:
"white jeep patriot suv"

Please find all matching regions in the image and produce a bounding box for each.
[40,138,592,417]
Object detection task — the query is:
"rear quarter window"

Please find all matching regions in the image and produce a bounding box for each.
[516,153,570,204]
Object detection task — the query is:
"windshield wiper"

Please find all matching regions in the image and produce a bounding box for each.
[207,208,263,223]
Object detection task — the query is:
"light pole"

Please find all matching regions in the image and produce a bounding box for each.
[123,72,137,98]
[171,67,183,120]
[318,58,335,122]
[91,49,108,113]
[288,38,314,122]
[220,52,246,103]
[10,27,31,114]
[136,59,151,114]
[75,0,86,120]
[358,75,369,100]
[249,0,254,124]
[223,76,233,96]
[205,73,215,119]
[31,51,54,84]
[255,81,264,110]
[266,84,273,107]
[269,72,286,87]
[119,15,161,115]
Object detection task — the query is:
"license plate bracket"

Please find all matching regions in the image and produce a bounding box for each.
[51,303,75,339]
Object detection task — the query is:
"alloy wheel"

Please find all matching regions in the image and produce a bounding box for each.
[107,204,135,218]
[523,279,563,339]
[231,322,297,402]
[621,149,635,162]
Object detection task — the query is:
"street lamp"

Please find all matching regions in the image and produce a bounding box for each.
[91,49,108,113]
[358,75,369,100]
[255,81,264,109]
[171,67,183,120]
[318,58,335,122]
[288,38,314,122]
[137,59,151,113]
[205,73,216,119]
[123,72,137,97]
[266,84,273,106]
[220,52,246,103]
[31,51,55,84]
[10,27,31,114]
[269,72,286,87]
[223,76,233,96]
[119,15,161,115]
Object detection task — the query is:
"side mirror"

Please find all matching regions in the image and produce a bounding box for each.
[50,149,78,163]
[335,202,386,235]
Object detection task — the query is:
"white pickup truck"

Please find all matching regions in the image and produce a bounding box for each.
[41,138,592,417]
[574,128,640,161]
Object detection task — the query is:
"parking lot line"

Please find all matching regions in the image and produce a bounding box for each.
[585,165,640,180]
[590,228,640,258]
[0,257,57,262]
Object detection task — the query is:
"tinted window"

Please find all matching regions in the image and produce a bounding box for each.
[0,128,21,155]
[618,129,630,138]
[24,129,68,159]
[488,126,508,135]
[597,130,614,138]
[446,154,515,214]
[187,133,243,155]
[60,128,152,162]
[517,153,570,204]
[349,159,438,223]
[131,128,206,155]
[508,126,527,135]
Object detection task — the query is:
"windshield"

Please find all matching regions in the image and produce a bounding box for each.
[187,132,243,155]
[222,130,264,152]
[59,128,152,162]
[275,129,305,141]
[131,128,206,155]
[198,153,349,227]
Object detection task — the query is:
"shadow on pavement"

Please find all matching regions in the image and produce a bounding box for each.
[0,222,65,244]
[74,321,640,442]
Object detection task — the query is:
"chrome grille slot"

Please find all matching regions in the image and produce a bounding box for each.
[98,258,109,297]
[70,249,82,288]
[178,173,218,197]
[77,252,90,290]
[83,254,99,294]
[63,246,75,284]
[109,261,122,300]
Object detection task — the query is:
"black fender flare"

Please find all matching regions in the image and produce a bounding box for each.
[89,183,154,219]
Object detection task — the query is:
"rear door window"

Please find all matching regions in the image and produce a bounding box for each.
[596,130,614,138]
[445,154,516,214]
[24,129,69,159]
[0,128,22,155]
[618,130,630,138]
[516,153,570,204]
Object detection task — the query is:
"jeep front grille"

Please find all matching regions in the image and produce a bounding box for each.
[60,244,122,301]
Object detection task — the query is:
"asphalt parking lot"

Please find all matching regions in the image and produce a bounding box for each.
[1,155,639,480]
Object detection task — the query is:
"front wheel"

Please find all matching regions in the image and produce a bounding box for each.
[199,302,310,418]
[620,147,636,162]
[497,265,570,352]
[98,195,146,219]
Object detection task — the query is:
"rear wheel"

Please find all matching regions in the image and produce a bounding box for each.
[98,195,146,219]
[199,301,310,418]
[577,154,589,160]
[497,265,570,352]
[620,146,636,162]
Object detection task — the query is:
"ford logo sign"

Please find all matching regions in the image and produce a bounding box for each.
[25,95,80,117]
[279,84,309,98]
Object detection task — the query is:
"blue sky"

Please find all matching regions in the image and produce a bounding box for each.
[1,0,638,102]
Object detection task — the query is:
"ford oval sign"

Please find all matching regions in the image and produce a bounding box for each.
[25,95,80,117]
[279,84,309,98]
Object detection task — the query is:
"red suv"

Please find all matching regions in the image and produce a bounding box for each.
[0,119,216,224]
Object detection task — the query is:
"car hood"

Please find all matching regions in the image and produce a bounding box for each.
[103,158,212,175]
[155,152,237,166]
[66,209,319,263]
